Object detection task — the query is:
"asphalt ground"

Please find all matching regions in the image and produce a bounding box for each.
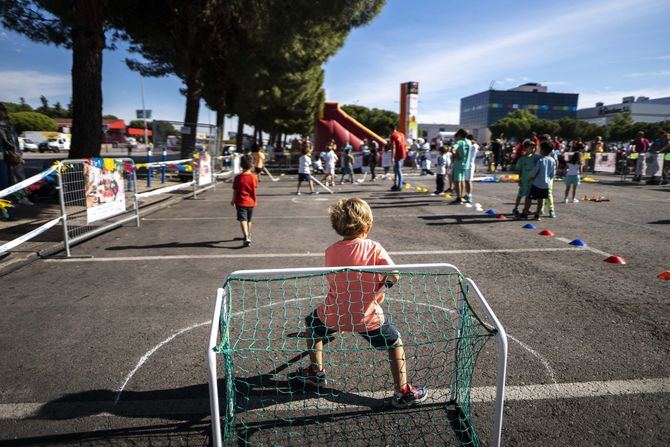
[0,172,668,446]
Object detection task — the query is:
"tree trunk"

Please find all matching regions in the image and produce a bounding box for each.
[69,0,104,159]
[236,118,244,152]
[215,110,224,169]
[181,76,201,158]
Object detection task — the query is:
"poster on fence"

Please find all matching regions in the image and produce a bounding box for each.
[594,153,616,173]
[84,159,126,223]
[198,152,213,186]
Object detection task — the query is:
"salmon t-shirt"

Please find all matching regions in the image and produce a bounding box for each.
[316,238,394,333]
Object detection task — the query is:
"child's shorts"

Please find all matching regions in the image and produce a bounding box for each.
[236,205,254,222]
[452,166,466,182]
[298,173,311,182]
[565,175,580,186]
[529,185,550,199]
[305,309,401,350]
[517,181,531,198]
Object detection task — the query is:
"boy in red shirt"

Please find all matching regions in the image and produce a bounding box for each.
[289,197,428,408]
[230,154,258,247]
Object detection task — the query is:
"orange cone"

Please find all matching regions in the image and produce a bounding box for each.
[604,255,626,265]
[657,270,670,280]
[497,214,507,220]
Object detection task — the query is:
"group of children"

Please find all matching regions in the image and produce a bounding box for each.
[429,129,480,205]
[512,134,583,220]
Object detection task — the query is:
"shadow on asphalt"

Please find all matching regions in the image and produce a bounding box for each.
[0,421,209,446]
[419,214,513,226]
[105,239,246,251]
[649,219,670,225]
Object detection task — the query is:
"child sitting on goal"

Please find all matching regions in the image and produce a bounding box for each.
[289,198,428,408]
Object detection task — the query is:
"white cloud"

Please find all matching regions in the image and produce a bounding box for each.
[625,70,670,77]
[0,70,70,101]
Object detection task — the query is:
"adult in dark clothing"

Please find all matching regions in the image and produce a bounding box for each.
[368,139,379,180]
[491,137,503,171]
[0,103,32,205]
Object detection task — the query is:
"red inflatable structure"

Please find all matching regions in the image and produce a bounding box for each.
[314,102,387,152]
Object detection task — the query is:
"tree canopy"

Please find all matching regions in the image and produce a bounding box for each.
[9,112,58,133]
[341,104,398,137]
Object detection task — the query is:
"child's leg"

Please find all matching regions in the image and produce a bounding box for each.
[296,180,302,193]
[514,193,522,209]
[564,183,570,201]
[239,221,249,239]
[306,326,324,371]
[309,180,315,192]
[389,341,407,392]
[571,184,577,200]
[247,220,252,237]
[522,196,532,214]
[536,198,544,215]
[546,181,554,212]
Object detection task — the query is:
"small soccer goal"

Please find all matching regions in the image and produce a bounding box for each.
[207,263,507,447]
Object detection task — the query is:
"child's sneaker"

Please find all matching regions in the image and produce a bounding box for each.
[572,198,579,203]
[243,239,251,247]
[564,198,569,204]
[296,192,302,195]
[392,384,428,408]
[534,213,541,221]
[549,211,556,218]
[311,191,319,195]
[465,195,473,204]
[512,208,520,217]
[288,366,326,387]
[519,213,529,220]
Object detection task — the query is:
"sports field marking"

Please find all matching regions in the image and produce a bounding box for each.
[46,247,592,263]
[2,377,668,420]
[142,214,423,221]
[114,297,555,404]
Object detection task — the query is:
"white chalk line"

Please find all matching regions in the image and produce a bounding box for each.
[2,377,669,419]
[113,297,556,404]
[554,236,612,258]
[45,247,591,263]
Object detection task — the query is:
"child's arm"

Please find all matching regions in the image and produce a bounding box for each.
[230,179,237,206]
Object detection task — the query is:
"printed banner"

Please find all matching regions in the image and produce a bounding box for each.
[84,159,126,223]
[198,152,213,186]
[594,153,616,173]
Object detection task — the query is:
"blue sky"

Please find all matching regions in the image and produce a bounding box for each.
[1,0,669,132]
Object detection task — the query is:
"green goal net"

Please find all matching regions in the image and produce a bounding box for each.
[207,264,506,447]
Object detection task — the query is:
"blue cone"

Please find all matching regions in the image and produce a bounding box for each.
[485,209,497,215]
[569,239,587,247]
[401,181,407,185]
[522,223,537,229]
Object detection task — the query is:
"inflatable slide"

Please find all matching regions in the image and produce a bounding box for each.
[314,102,387,152]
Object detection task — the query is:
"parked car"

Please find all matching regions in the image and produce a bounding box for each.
[38,137,70,153]
[19,137,39,152]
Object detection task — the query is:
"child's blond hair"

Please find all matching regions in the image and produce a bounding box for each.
[328,198,373,238]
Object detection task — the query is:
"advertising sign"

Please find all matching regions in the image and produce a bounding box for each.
[197,152,213,186]
[594,153,616,173]
[84,159,126,223]
[399,82,419,140]
[136,109,152,119]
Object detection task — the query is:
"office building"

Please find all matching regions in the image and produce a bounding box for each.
[577,96,670,125]
[460,83,578,141]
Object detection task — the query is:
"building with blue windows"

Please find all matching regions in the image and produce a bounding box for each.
[460,83,579,141]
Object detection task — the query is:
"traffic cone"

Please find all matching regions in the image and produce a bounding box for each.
[569,239,587,247]
[604,255,626,265]
[522,223,537,229]
[443,193,452,199]
[657,270,670,280]
[485,209,497,215]
[497,214,507,220]
[538,229,554,236]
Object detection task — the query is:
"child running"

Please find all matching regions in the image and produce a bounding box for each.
[230,154,258,247]
[296,146,317,195]
[512,140,539,217]
[521,141,556,220]
[289,198,428,408]
[564,151,583,203]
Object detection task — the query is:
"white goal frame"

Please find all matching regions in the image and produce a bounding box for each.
[206,263,507,447]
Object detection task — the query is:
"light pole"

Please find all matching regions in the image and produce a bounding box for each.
[140,76,152,186]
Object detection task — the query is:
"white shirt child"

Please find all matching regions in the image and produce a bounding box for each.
[325,150,338,174]
[299,154,312,175]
